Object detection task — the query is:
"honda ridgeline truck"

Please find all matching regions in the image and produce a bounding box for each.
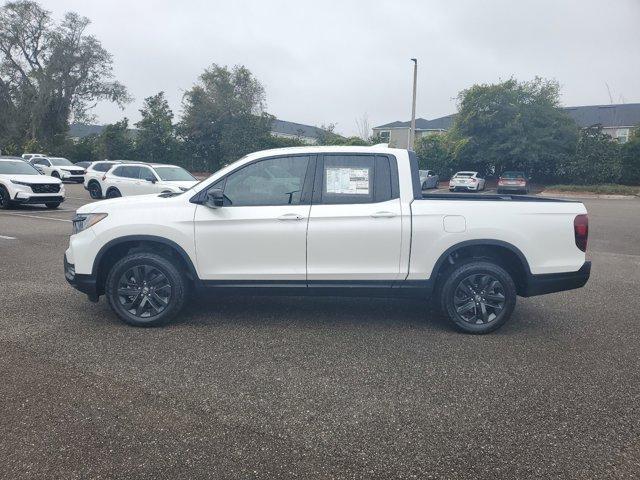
[65,146,590,334]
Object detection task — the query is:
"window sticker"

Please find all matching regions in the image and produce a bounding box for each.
[325,167,370,195]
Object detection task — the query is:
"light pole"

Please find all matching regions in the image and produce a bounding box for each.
[409,58,418,150]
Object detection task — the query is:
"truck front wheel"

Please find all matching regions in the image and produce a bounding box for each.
[105,252,188,327]
[439,260,516,334]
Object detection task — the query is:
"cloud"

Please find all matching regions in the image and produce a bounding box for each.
[39,0,640,136]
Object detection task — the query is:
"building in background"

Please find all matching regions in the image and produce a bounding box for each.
[373,103,640,149]
[70,119,324,145]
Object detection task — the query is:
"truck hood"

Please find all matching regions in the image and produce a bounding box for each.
[3,174,63,184]
[76,193,177,214]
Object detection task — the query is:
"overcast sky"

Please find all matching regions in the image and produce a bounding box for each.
[39,0,640,137]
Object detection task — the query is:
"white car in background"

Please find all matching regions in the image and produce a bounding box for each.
[449,171,486,192]
[83,160,124,199]
[21,153,46,161]
[30,157,85,182]
[102,163,199,198]
[0,157,65,209]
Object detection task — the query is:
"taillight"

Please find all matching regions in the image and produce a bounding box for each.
[574,214,588,252]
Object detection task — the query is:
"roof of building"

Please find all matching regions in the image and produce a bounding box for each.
[374,114,457,131]
[562,103,640,128]
[69,119,325,140]
[270,119,324,139]
[374,103,640,130]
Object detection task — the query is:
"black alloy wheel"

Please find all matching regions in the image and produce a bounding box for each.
[105,252,187,327]
[0,187,11,209]
[106,188,121,198]
[88,182,102,199]
[117,265,172,319]
[453,273,506,325]
[440,260,517,334]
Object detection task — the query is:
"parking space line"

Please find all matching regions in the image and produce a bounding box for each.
[0,234,17,240]
[0,212,72,223]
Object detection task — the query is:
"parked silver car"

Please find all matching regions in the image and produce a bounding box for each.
[419,169,439,189]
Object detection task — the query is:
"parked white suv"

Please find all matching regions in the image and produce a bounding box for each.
[449,171,486,191]
[101,163,198,198]
[21,153,46,161]
[30,157,85,182]
[65,146,590,333]
[0,157,65,209]
[83,160,124,199]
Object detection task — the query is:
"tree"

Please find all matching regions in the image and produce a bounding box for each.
[179,64,270,171]
[95,118,134,159]
[621,127,640,185]
[559,126,621,184]
[0,1,130,148]
[415,133,460,178]
[452,77,578,180]
[355,113,371,141]
[135,92,178,164]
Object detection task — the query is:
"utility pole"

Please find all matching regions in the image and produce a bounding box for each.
[409,58,418,150]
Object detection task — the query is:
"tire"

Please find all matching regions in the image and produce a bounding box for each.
[45,202,60,209]
[0,186,12,210]
[88,181,102,199]
[106,188,121,198]
[105,252,187,327]
[439,260,517,334]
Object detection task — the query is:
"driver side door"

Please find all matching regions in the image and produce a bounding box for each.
[194,155,315,281]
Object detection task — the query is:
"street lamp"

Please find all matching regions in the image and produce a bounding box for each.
[409,58,417,150]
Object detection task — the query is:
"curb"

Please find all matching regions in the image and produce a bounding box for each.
[539,191,640,200]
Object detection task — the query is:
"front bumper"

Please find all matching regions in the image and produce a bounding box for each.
[64,254,98,299]
[13,194,65,204]
[62,174,84,182]
[522,261,591,297]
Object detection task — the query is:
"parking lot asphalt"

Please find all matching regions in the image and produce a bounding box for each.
[1,184,639,479]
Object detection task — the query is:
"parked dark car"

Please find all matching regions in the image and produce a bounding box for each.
[497,171,529,194]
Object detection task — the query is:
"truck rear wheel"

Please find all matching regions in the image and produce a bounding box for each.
[439,260,516,334]
[105,252,187,327]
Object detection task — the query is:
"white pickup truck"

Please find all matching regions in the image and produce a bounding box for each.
[65,146,590,333]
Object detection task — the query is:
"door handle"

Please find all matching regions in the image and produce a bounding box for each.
[371,211,396,218]
[277,213,305,221]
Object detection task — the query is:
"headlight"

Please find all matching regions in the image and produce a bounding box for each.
[10,179,31,186]
[72,213,108,234]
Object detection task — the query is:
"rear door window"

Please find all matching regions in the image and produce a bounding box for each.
[113,166,140,178]
[318,155,394,204]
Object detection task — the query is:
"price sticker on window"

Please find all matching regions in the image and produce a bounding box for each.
[325,167,370,195]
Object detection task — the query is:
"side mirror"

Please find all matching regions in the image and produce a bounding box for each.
[205,188,225,208]
[144,177,156,183]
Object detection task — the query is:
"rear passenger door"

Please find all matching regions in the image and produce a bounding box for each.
[111,166,141,196]
[306,154,403,282]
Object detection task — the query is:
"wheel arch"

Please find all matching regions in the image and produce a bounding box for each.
[92,235,199,295]
[431,239,532,295]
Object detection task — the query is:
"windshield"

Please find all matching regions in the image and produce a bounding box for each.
[0,161,40,175]
[154,166,196,181]
[49,158,74,166]
[502,171,525,179]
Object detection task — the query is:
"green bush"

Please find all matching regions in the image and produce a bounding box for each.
[558,126,621,184]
